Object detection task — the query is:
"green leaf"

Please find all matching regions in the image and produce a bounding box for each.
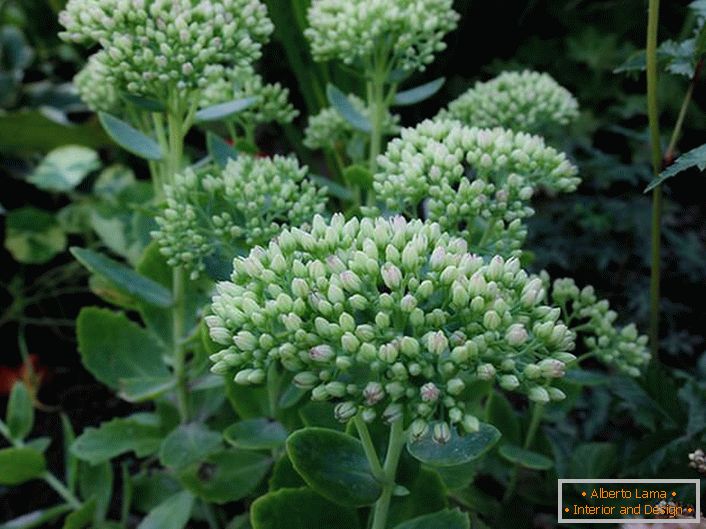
[159,423,222,470]
[326,84,371,133]
[207,131,237,168]
[28,146,100,192]
[195,97,256,122]
[393,78,445,106]
[498,445,553,470]
[645,143,706,191]
[136,491,194,529]
[93,165,137,201]
[71,415,163,464]
[25,437,51,452]
[6,381,34,440]
[62,499,95,529]
[286,428,382,507]
[98,112,163,161]
[78,461,112,523]
[121,93,166,113]
[71,247,172,308]
[568,442,617,478]
[485,392,520,445]
[0,111,109,155]
[388,469,447,527]
[178,449,271,504]
[407,422,501,467]
[4,207,67,264]
[131,471,182,514]
[224,418,288,450]
[310,174,354,202]
[614,50,646,74]
[392,509,469,529]
[61,414,78,494]
[251,488,360,529]
[76,307,170,392]
[343,164,373,189]
[0,447,46,485]
[119,376,176,402]
[0,505,72,529]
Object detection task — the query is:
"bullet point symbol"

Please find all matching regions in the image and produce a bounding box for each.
[688,508,693,513]
[672,491,677,496]
[582,491,587,497]
[565,508,570,513]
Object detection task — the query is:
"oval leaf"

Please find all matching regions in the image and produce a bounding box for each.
[6,381,34,441]
[0,447,46,485]
[28,145,100,192]
[4,207,66,264]
[326,84,371,133]
[178,449,271,504]
[71,247,172,308]
[136,491,194,529]
[195,97,256,122]
[392,509,469,529]
[393,78,445,106]
[251,488,360,529]
[498,444,553,470]
[224,418,288,450]
[159,423,222,470]
[407,422,501,467]
[70,416,163,465]
[98,112,163,161]
[286,428,382,507]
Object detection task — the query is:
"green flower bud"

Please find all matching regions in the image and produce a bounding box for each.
[334,401,358,422]
[528,386,550,404]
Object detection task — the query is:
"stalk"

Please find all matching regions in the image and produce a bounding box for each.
[646,0,661,357]
[370,420,406,529]
[42,471,82,509]
[503,402,545,502]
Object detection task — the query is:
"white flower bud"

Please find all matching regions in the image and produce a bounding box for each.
[528,386,550,403]
[334,401,357,422]
[420,382,440,402]
[506,324,528,346]
[433,422,451,444]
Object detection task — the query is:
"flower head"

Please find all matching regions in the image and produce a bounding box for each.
[74,52,121,114]
[200,65,299,127]
[373,119,580,256]
[207,214,576,430]
[305,0,459,72]
[153,155,327,279]
[304,94,400,153]
[59,0,273,99]
[438,70,579,134]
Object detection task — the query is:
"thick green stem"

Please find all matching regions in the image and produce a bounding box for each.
[503,403,545,502]
[354,415,385,482]
[172,266,189,422]
[646,0,661,357]
[370,420,405,529]
[367,66,388,206]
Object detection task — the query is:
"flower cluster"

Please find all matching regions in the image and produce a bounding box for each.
[305,0,459,72]
[200,65,298,127]
[59,0,273,99]
[207,214,577,436]
[153,156,327,279]
[373,119,580,257]
[304,94,400,152]
[438,71,579,134]
[550,278,649,376]
[74,52,120,114]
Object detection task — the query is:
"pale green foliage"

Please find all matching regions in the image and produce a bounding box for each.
[59,0,273,99]
[305,0,459,72]
[373,119,580,257]
[551,278,650,376]
[207,214,577,434]
[438,70,579,134]
[303,94,400,151]
[153,156,327,279]
[200,65,299,126]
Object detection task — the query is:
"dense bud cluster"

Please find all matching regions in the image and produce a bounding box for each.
[304,94,400,151]
[373,119,580,256]
[689,449,706,473]
[207,214,577,433]
[200,65,298,127]
[59,0,273,99]
[153,156,327,279]
[550,278,649,376]
[305,0,459,72]
[74,52,120,114]
[438,71,579,134]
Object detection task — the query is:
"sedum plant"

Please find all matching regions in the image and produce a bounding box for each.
[0,2,659,529]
